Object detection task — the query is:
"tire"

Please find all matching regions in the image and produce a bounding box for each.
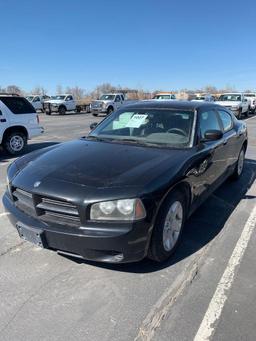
[244,109,249,118]
[76,107,81,113]
[237,108,242,119]
[3,131,27,155]
[107,107,113,115]
[230,146,245,180]
[92,113,98,117]
[59,106,66,115]
[148,189,186,262]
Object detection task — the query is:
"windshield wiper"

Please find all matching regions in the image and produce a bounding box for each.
[82,135,113,142]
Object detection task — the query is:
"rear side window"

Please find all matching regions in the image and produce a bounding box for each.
[199,110,221,138]
[218,110,233,132]
[0,97,36,114]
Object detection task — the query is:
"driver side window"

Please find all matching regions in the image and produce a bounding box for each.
[199,110,221,139]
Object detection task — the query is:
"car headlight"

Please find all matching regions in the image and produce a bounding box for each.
[101,102,106,108]
[231,105,239,109]
[90,198,146,221]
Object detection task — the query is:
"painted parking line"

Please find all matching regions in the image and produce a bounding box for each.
[194,204,256,341]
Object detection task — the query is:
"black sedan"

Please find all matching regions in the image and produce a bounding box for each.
[3,101,247,263]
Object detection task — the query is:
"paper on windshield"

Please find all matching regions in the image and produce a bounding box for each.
[126,114,148,128]
[113,112,134,129]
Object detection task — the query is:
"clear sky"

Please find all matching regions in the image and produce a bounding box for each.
[1,0,256,93]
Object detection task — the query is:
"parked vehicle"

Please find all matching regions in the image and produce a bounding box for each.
[26,95,50,112]
[152,92,176,100]
[91,93,126,116]
[244,93,256,114]
[215,93,249,118]
[192,94,215,102]
[3,101,247,263]
[0,94,44,155]
[76,99,91,113]
[43,94,77,115]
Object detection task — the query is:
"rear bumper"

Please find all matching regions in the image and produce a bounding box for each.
[3,192,150,263]
[28,126,44,139]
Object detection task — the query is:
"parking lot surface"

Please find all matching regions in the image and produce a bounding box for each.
[1,112,256,341]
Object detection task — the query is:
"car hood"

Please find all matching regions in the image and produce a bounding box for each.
[44,100,65,104]
[11,139,192,193]
[215,100,241,106]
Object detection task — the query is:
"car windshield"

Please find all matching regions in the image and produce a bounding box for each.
[54,95,66,100]
[89,109,195,148]
[99,95,115,100]
[26,96,34,101]
[218,94,241,101]
[153,95,172,99]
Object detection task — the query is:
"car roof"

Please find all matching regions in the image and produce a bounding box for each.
[221,92,243,95]
[121,100,223,111]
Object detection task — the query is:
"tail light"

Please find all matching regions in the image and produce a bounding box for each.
[37,114,40,124]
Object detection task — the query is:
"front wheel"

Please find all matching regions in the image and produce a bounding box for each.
[3,132,27,155]
[231,147,245,180]
[59,106,66,115]
[237,108,242,119]
[107,107,113,115]
[148,190,186,262]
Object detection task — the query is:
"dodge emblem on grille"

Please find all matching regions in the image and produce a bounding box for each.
[33,181,41,188]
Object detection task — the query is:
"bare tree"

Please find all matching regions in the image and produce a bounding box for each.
[31,86,48,95]
[203,85,218,94]
[65,86,86,100]
[6,85,22,95]
[91,83,116,99]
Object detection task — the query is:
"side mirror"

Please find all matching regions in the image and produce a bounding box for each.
[90,122,98,130]
[203,130,223,141]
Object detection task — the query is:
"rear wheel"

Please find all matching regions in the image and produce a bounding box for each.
[148,190,186,262]
[92,112,98,117]
[231,146,245,180]
[3,131,27,155]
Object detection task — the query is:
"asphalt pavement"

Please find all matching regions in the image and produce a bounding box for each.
[0,111,256,341]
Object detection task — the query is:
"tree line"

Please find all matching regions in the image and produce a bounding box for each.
[0,83,253,100]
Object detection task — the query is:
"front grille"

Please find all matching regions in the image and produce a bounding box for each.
[37,197,80,226]
[12,188,36,216]
[91,101,102,108]
[43,103,50,110]
[12,187,81,227]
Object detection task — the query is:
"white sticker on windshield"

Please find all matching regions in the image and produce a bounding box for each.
[126,114,148,128]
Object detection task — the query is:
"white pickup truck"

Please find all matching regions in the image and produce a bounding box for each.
[26,95,50,112]
[91,93,126,116]
[244,93,256,114]
[43,94,77,115]
[215,93,249,119]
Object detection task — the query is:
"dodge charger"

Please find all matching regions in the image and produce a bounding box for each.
[3,101,247,263]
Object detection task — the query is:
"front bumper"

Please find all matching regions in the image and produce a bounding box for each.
[3,192,150,263]
[91,108,108,114]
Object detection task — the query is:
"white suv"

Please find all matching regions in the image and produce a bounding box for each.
[0,94,44,155]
